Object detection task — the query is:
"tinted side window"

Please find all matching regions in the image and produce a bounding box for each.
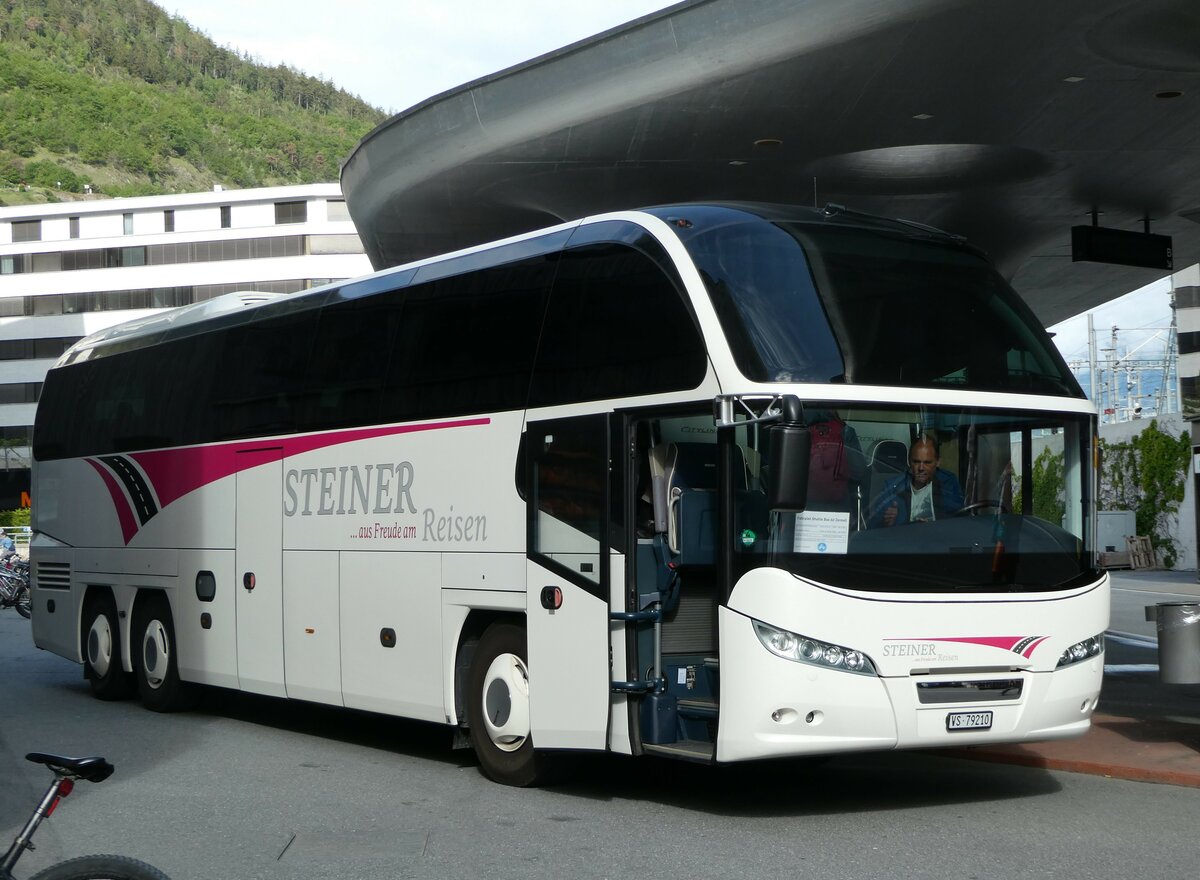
[34,253,555,459]
[300,289,405,431]
[34,363,88,460]
[528,415,607,587]
[529,241,707,407]
[383,255,554,422]
[209,309,320,441]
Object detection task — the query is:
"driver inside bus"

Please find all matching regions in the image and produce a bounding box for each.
[867,434,964,527]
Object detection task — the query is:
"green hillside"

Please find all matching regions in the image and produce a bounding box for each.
[0,0,388,204]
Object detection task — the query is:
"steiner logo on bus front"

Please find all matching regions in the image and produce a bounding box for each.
[882,642,960,663]
[282,462,487,544]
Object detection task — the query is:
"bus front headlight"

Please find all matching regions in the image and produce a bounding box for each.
[752,620,877,676]
[1056,633,1105,668]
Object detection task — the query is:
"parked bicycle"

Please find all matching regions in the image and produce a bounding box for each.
[0,562,29,619]
[2,753,170,880]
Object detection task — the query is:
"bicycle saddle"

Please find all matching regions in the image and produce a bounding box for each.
[25,753,115,783]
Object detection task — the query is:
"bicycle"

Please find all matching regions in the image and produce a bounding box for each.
[0,568,29,619]
[2,753,170,880]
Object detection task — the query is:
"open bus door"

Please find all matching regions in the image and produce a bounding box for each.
[524,414,613,750]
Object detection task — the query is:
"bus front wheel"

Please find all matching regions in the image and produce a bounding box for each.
[82,593,132,701]
[466,623,545,786]
[132,596,190,712]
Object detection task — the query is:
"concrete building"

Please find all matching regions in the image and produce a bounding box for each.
[0,183,373,505]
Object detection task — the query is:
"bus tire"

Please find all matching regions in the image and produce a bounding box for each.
[82,593,132,700]
[466,622,544,786]
[132,595,190,712]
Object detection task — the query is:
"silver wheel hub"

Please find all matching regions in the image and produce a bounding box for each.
[141,619,170,689]
[481,652,530,752]
[87,614,114,677]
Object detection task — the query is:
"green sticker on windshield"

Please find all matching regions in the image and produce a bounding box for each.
[740,529,757,547]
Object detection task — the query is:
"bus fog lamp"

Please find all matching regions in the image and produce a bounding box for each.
[752,620,877,676]
[1057,633,1105,669]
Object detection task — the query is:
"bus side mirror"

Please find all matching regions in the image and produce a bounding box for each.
[767,422,810,511]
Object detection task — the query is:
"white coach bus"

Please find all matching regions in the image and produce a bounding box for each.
[29,203,1106,786]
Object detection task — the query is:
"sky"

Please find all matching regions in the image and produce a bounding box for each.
[162,0,1178,380]
[164,0,679,115]
[1048,276,1176,370]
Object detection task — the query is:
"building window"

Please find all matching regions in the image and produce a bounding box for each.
[12,220,40,243]
[1,255,27,275]
[122,213,133,235]
[0,382,43,404]
[117,247,146,268]
[31,295,64,316]
[220,206,232,229]
[327,199,350,222]
[34,338,79,358]
[23,234,309,275]
[32,253,62,273]
[0,426,33,445]
[309,234,365,255]
[274,201,307,225]
[69,216,80,239]
[164,210,175,233]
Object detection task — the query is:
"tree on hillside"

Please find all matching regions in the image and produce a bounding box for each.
[0,0,385,195]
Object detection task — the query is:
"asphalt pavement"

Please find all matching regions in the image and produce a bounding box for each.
[948,569,1200,787]
[4,568,1198,800]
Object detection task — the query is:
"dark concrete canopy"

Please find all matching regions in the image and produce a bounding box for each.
[340,0,1200,326]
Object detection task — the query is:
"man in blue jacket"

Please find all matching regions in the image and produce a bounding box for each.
[868,435,963,528]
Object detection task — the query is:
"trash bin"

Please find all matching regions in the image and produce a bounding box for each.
[1145,603,1200,684]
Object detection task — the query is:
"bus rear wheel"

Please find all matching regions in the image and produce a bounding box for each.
[466,623,545,786]
[82,593,132,700]
[132,596,190,712]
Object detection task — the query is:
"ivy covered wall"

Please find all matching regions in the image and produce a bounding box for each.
[1024,414,1195,570]
[1097,415,1194,570]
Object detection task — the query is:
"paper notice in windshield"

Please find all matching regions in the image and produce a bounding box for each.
[793,510,850,554]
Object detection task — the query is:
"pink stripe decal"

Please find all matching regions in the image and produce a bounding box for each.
[85,458,139,545]
[130,418,490,511]
[884,635,1048,655]
[925,636,1032,652]
[1020,636,1050,658]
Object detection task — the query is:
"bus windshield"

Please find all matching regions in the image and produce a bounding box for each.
[732,403,1095,593]
[678,207,1083,398]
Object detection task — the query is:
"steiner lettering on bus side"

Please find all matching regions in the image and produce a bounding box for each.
[283,462,417,517]
[282,461,487,544]
[423,505,487,542]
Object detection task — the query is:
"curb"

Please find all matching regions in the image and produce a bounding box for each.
[940,713,1200,788]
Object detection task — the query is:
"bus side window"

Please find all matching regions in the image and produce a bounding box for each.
[529,418,606,585]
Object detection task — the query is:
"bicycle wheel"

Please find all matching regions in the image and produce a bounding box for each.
[28,853,171,880]
[16,584,31,618]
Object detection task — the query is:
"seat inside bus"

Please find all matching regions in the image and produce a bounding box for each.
[655,441,751,565]
[868,438,908,507]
